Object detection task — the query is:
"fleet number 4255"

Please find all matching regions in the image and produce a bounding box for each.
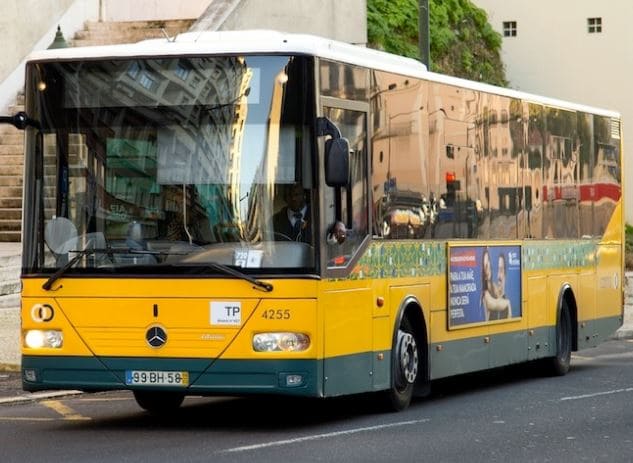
[261,309,291,320]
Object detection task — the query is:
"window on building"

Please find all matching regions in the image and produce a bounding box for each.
[503,21,517,37]
[588,17,602,33]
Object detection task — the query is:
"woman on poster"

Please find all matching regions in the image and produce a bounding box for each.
[481,248,511,321]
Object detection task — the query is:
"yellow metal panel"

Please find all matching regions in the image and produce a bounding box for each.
[21,298,94,357]
[21,278,320,359]
[527,276,548,329]
[430,311,489,343]
[322,282,373,358]
[22,278,318,299]
[601,201,623,244]
[388,283,430,344]
[372,316,392,353]
[57,297,261,328]
[429,274,448,312]
[55,297,258,358]
[578,272,596,322]
[596,245,624,318]
[547,274,578,325]
[221,299,319,359]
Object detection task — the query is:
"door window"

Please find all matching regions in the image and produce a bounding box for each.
[323,107,368,268]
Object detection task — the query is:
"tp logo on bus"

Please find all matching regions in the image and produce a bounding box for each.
[210,301,242,325]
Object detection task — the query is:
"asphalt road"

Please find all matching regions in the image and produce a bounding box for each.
[1,340,632,463]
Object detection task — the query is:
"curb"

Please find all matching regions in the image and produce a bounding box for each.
[611,328,633,340]
[0,390,83,405]
[0,363,19,372]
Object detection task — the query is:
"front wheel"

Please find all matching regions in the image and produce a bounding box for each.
[382,317,420,411]
[544,301,572,376]
[133,390,185,414]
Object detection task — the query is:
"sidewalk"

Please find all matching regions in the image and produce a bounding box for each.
[0,242,20,368]
[0,242,20,256]
[0,370,82,405]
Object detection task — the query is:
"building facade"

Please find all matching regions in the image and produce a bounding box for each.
[192,0,367,45]
[474,0,632,222]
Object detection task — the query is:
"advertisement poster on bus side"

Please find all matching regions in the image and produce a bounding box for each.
[448,245,521,328]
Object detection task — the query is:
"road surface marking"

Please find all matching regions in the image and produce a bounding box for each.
[78,397,130,402]
[560,387,633,401]
[41,400,90,421]
[220,419,430,453]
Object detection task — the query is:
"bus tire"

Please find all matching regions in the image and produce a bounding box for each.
[544,300,572,376]
[382,317,419,411]
[133,390,185,414]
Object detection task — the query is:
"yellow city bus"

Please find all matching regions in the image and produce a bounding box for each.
[10,31,623,412]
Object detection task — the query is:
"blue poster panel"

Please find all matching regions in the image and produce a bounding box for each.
[448,245,522,327]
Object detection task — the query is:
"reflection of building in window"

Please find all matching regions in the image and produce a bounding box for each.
[175,63,190,81]
[139,72,158,91]
[588,17,602,33]
[127,62,140,78]
[596,143,619,181]
[503,21,517,37]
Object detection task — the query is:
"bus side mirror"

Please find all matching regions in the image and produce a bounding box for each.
[317,116,350,187]
[325,137,350,187]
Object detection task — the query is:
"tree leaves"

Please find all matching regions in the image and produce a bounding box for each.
[367,0,507,86]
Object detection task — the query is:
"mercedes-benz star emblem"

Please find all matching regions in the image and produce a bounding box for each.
[146,326,167,348]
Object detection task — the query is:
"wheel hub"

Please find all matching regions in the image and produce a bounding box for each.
[396,330,418,386]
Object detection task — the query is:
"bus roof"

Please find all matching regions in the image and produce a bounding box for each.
[26,30,620,118]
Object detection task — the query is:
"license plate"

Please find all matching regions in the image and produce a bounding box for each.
[125,370,189,386]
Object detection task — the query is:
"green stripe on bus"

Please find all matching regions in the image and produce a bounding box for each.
[335,240,605,281]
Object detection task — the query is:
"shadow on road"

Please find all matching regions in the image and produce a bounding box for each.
[60,355,608,432]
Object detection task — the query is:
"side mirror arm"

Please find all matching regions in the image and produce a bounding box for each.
[316,117,341,139]
[0,112,40,130]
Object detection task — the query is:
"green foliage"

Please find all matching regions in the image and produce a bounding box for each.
[626,224,633,270]
[626,224,633,253]
[367,0,419,58]
[367,0,507,86]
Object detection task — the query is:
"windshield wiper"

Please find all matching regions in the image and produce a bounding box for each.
[198,262,273,293]
[42,247,273,293]
[41,247,187,290]
[211,262,273,292]
[42,248,112,290]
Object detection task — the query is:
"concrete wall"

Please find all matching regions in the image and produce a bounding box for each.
[103,0,212,21]
[194,0,367,45]
[0,0,100,113]
[474,0,633,223]
[0,0,75,84]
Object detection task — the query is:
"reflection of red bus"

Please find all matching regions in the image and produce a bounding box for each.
[543,184,621,202]
[579,183,621,202]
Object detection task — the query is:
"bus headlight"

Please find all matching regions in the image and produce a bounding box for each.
[252,332,310,352]
[24,330,64,349]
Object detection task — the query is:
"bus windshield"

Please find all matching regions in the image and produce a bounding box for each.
[22,54,317,275]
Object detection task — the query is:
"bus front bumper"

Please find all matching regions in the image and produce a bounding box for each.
[21,355,323,398]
